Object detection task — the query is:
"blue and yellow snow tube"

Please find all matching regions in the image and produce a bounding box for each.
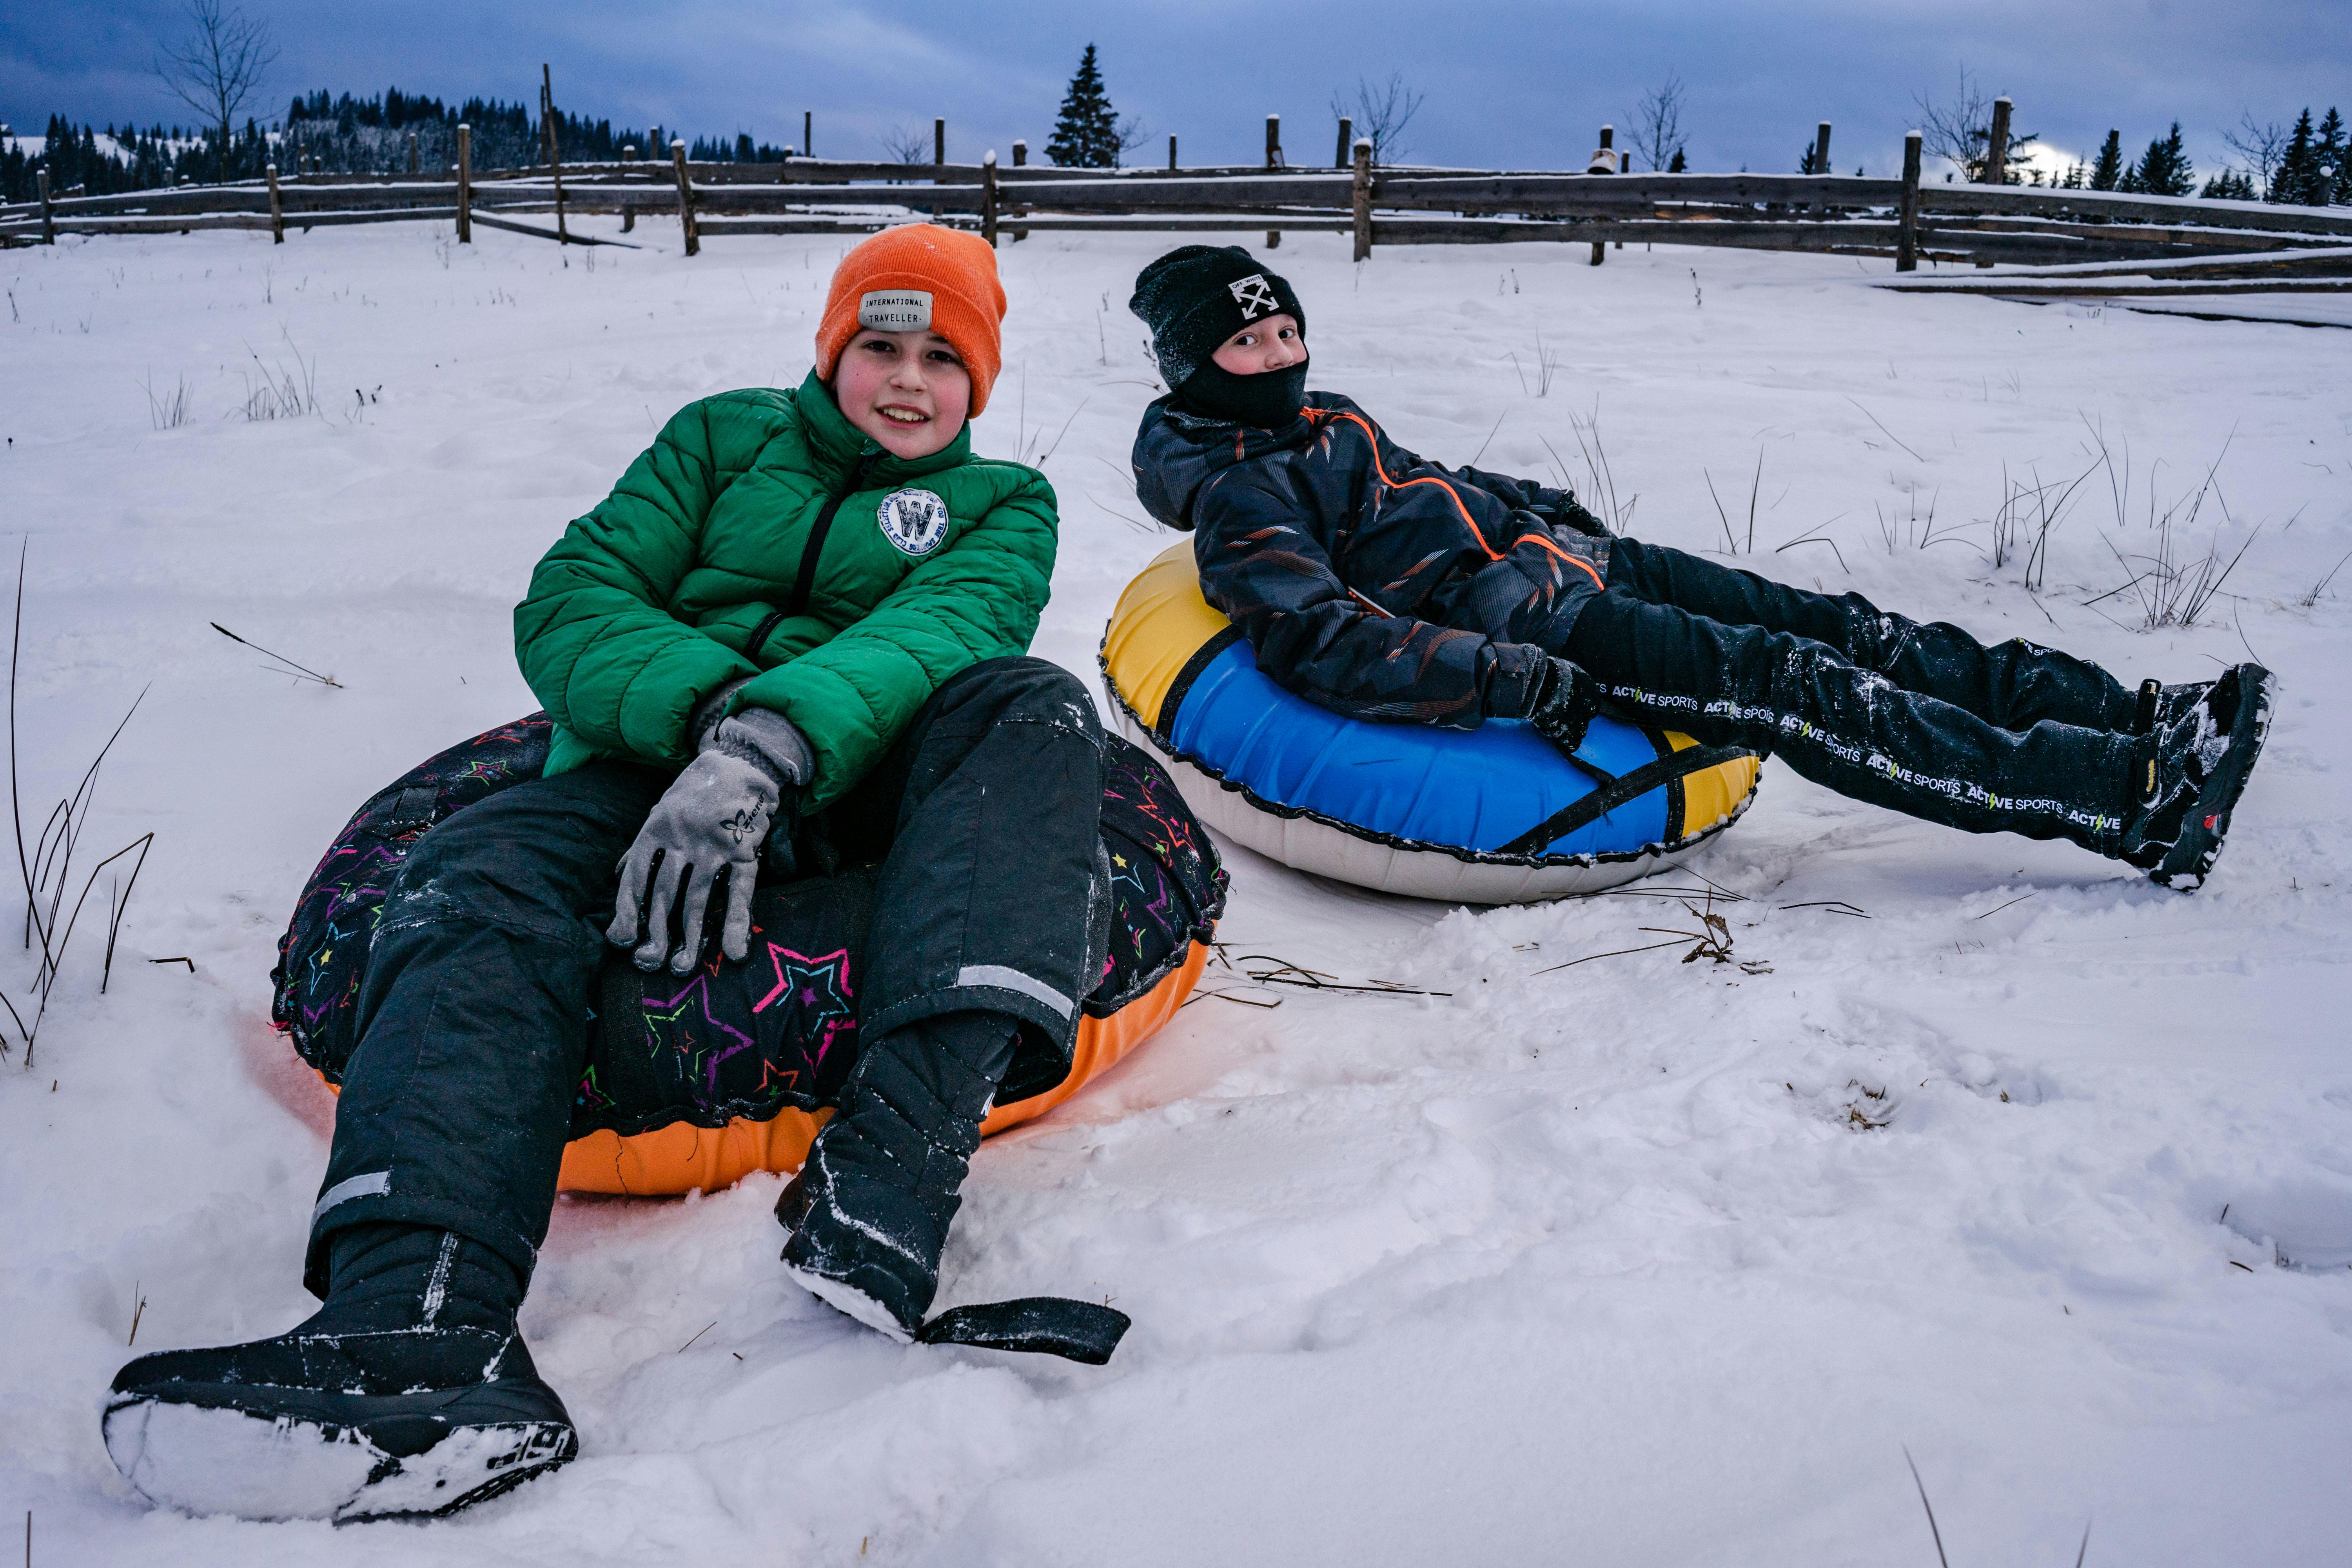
[1101,541,1760,903]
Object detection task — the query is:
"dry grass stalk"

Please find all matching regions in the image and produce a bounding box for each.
[5,546,158,1068]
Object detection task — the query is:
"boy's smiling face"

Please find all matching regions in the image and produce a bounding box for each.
[1209,312,1305,376]
[831,327,971,459]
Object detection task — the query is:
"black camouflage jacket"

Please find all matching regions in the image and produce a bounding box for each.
[1131,391,1611,729]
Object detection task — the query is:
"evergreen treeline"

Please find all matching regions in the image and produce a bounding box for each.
[0,113,270,200]
[2259,108,2349,204]
[2,86,802,203]
[2071,108,2348,202]
[689,132,795,163]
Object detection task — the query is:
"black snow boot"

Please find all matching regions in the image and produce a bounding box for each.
[2119,662,2275,889]
[103,1223,575,1523]
[777,1011,1020,1340]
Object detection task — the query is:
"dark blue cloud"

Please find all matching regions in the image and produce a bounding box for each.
[6,0,2346,178]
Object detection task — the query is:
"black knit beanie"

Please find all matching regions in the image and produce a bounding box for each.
[1129,245,1306,390]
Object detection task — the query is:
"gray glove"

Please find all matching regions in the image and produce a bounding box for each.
[607,707,814,973]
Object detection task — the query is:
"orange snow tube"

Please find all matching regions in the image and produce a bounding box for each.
[278,714,1227,1202]
[553,942,1208,1195]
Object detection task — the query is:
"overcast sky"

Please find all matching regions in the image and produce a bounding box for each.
[6,1,2346,179]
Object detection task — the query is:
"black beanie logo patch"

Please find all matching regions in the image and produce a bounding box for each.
[1228,275,1279,321]
[876,488,951,557]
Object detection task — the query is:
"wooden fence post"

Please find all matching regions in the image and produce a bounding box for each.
[407,131,418,174]
[265,161,284,243]
[1335,116,1352,167]
[1010,141,1029,242]
[619,142,637,232]
[1351,138,1372,263]
[456,124,472,243]
[982,150,999,248]
[1590,125,1615,264]
[1983,96,2011,184]
[934,118,946,167]
[37,168,53,245]
[1266,114,1283,249]
[1813,121,1831,174]
[1897,129,1921,271]
[803,111,811,158]
[1167,134,1176,171]
[671,139,699,256]
[541,64,569,244]
[1608,127,1624,249]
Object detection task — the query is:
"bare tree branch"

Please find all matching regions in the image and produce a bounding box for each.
[1912,64,2036,182]
[1627,74,1687,174]
[2222,111,2290,191]
[1329,73,1424,166]
[877,121,930,166]
[1913,65,1991,174]
[152,0,276,177]
[1114,114,1153,167]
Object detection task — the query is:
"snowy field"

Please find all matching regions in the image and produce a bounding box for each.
[3,215,2349,1566]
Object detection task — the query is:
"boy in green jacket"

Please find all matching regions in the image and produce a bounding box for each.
[105,226,1114,1521]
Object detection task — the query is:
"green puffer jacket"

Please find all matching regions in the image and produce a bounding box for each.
[514,370,1057,809]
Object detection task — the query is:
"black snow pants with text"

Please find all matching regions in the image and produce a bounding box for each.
[302,657,1107,1296]
[1563,537,2143,853]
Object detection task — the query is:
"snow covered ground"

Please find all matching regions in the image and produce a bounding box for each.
[3,215,2348,1566]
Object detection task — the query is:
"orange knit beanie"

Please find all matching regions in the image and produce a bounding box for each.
[813,224,1007,416]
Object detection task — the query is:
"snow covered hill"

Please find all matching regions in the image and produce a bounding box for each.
[2,218,2347,1566]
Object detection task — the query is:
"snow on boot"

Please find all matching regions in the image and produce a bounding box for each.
[778,1011,1018,1341]
[103,1223,574,1523]
[2128,676,2216,737]
[2143,663,2274,889]
[2118,664,2274,887]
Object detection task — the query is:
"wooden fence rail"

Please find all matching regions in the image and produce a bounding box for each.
[7,150,2349,279]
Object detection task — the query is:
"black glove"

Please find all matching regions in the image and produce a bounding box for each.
[1541,495,1615,539]
[1528,656,1603,757]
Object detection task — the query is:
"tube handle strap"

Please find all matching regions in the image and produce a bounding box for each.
[1499,744,1753,858]
[917,1297,1132,1365]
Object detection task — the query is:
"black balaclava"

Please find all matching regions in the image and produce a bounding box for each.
[1173,356,1310,428]
[1129,245,1308,428]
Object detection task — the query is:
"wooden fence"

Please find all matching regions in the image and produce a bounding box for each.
[7,118,2350,287]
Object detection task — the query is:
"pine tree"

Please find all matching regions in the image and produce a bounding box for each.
[2200,169,2257,200]
[2088,129,2123,191]
[1667,147,1686,172]
[2269,108,2315,203]
[2129,122,2193,197]
[2311,108,2345,207]
[1045,44,1120,168]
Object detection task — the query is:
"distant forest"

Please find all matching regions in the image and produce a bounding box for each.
[1,86,795,203]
